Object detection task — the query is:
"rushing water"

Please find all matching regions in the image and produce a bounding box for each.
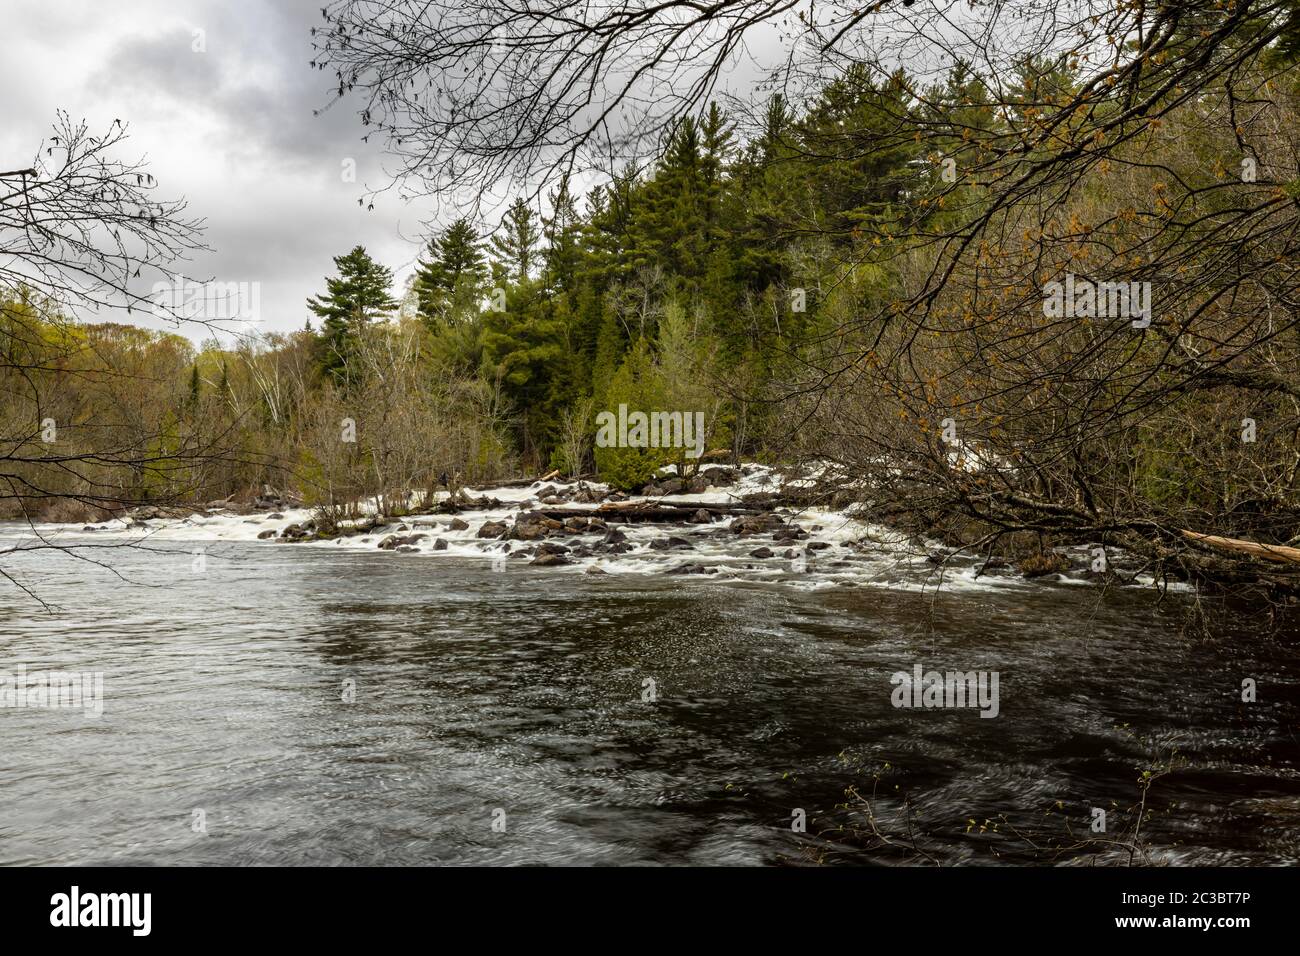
[1,538,1297,866]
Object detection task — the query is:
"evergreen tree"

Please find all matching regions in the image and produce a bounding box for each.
[542,175,583,294]
[593,338,668,490]
[629,116,705,280]
[413,218,487,324]
[793,66,920,242]
[307,245,397,383]
[490,198,541,283]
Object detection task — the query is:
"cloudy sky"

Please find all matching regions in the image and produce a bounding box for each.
[2,0,437,341]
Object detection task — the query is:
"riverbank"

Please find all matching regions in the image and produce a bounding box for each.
[10,463,1180,595]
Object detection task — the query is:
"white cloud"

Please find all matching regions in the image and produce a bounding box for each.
[2,0,434,342]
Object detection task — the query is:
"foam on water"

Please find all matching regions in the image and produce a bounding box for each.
[1,463,1190,594]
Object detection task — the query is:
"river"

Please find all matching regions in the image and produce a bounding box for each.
[1,537,1297,865]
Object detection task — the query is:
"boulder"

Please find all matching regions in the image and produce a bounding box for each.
[749,547,774,559]
[701,466,738,486]
[257,529,277,539]
[511,522,548,541]
[666,562,718,575]
[447,518,470,531]
[477,520,508,539]
[531,552,571,567]
[509,512,566,540]
[433,538,448,551]
[1019,553,1071,578]
[730,513,785,536]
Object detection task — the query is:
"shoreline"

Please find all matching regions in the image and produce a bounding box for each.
[2,464,1187,595]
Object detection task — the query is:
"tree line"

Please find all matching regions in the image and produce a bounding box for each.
[9,0,1300,602]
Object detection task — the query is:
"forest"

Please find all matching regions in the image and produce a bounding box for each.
[7,1,1300,600]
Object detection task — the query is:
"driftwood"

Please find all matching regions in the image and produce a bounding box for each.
[1180,529,1300,564]
[462,472,574,491]
[529,502,766,523]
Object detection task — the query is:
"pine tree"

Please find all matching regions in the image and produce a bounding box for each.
[758,94,791,164]
[700,102,734,220]
[413,218,487,324]
[307,245,397,383]
[542,175,583,294]
[593,338,668,490]
[627,113,727,285]
[489,198,541,283]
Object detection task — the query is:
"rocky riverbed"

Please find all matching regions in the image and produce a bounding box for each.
[14,463,1177,594]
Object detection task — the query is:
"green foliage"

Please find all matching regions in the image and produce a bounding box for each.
[593,339,669,490]
[414,218,487,325]
[489,198,542,283]
[378,86,930,477]
[307,245,398,384]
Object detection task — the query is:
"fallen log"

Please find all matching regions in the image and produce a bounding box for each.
[1180,529,1300,564]
[528,502,767,523]
[462,470,573,491]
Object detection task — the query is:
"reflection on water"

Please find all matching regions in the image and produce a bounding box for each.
[0,541,1297,865]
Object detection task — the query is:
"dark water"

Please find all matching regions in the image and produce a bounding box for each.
[1,542,1297,865]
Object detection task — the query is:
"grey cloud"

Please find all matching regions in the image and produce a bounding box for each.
[4,0,436,339]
